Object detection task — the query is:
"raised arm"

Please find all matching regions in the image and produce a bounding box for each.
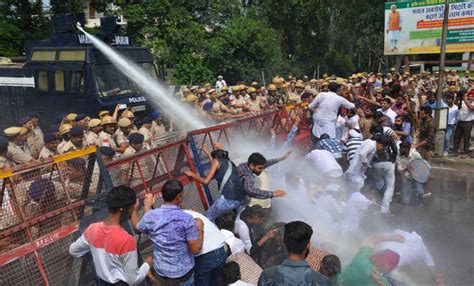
[184,159,220,185]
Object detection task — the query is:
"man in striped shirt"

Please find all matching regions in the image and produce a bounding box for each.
[342,129,364,164]
[69,185,153,285]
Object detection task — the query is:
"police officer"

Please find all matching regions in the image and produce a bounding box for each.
[98,116,119,151]
[38,133,59,160]
[138,116,153,144]
[86,119,102,146]
[20,117,42,159]
[122,133,146,158]
[27,111,44,148]
[60,125,85,154]
[114,117,133,153]
[0,136,14,170]
[99,110,110,119]
[75,114,90,129]
[57,124,73,153]
[120,110,138,132]
[4,127,35,165]
[150,111,167,138]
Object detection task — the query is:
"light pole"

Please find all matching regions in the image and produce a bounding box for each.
[434,0,450,156]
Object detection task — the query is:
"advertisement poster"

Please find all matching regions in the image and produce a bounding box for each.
[384,0,474,55]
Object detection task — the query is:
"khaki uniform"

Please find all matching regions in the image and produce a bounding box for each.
[138,127,153,143]
[0,155,13,170]
[26,130,43,158]
[86,131,99,147]
[38,146,57,160]
[288,92,301,104]
[121,146,138,158]
[248,98,262,112]
[7,142,33,165]
[113,129,129,148]
[57,140,68,153]
[59,141,78,154]
[151,121,166,138]
[98,131,118,150]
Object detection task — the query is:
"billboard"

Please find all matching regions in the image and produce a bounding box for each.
[384,0,474,55]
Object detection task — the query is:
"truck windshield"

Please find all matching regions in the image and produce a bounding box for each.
[94,62,158,98]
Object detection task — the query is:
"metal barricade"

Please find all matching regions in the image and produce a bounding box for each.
[0,107,307,286]
[187,110,282,204]
[105,139,208,212]
[0,147,98,286]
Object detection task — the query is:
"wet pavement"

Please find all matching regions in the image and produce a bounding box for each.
[389,168,474,286]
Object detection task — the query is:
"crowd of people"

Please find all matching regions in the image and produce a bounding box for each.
[0,107,171,169]
[2,68,472,285]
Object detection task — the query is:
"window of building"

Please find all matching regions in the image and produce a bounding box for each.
[55,70,65,92]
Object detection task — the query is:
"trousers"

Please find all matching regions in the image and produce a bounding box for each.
[453,120,472,153]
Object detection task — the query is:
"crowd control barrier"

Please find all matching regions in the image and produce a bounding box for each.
[0,104,310,285]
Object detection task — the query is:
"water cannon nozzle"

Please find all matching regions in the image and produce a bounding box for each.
[76,22,82,29]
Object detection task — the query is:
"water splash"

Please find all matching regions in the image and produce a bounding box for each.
[76,24,207,130]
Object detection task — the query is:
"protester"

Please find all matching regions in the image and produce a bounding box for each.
[69,185,153,285]
[184,210,227,286]
[257,221,330,285]
[215,211,245,255]
[414,106,435,162]
[396,142,428,205]
[308,82,355,139]
[319,254,342,285]
[341,235,403,286]
[185,147,289,221]
[222,261,255,286]
[135,180,203,285]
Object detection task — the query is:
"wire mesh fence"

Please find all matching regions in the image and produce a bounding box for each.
[0,147,98,286]
[0,106,310,286]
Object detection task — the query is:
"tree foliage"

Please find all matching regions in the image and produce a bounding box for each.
[0,0,388,81]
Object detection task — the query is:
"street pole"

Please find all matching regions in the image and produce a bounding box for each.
[434,0,450,156]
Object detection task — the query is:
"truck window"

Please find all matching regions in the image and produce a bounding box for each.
[59,51,85,61]
[37,71,49,91]
[71,71,84,94]
[31,51,56,61]
[55,70,65,92]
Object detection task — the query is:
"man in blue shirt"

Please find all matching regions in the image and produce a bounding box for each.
[136,180,204,285]
[258,221,330,286]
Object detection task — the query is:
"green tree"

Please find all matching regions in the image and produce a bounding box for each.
[50,0,87,14]
[171,54,214,85]
[0,0,51,56]
[206,16,287,83]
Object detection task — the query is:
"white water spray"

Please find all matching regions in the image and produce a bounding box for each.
[76,23,207,130]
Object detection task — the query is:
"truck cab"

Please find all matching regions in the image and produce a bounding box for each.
[0,13,156,130]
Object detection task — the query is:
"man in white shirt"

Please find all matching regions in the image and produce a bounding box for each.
[453,91,474,155]
[215,211,246,255]
[308,82,355,139]
[374,229,444,285]
[345,138,377,192]
[184,210,227,286]
[216,75,227,92]
[377,98,397,126]
[444,95,459,155]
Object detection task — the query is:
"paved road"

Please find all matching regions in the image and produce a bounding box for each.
[389,168,474,285]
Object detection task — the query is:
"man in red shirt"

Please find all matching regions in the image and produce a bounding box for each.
[69,186,154,285]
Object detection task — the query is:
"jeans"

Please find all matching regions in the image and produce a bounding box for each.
[453,120,473,153]
[444,124,455,153]
[194,246,227,286]
[157,271,194,286]
[401,178,425,205]
[204,195,243,221]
